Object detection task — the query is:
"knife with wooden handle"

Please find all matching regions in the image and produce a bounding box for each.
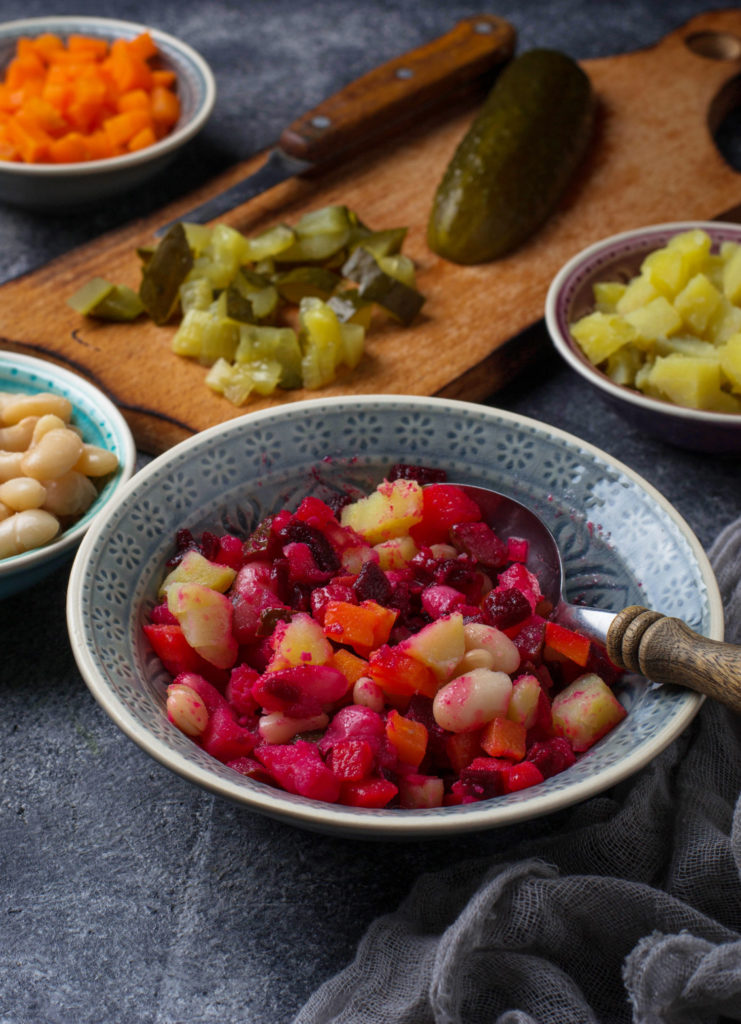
[166,14,515,227]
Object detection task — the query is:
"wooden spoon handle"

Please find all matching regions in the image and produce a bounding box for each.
[606,606,741,714]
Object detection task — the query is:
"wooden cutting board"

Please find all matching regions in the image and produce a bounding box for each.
[2,8,741,455]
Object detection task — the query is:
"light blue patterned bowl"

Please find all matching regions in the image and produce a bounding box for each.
[0,351,136,599]
[67,396,719,838]
[0,16,215,209]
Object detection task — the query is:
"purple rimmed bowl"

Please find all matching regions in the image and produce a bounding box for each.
[545,221,741,454]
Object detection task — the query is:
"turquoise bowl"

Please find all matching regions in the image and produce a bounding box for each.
[0,352,136,598]
[67,396,717,838]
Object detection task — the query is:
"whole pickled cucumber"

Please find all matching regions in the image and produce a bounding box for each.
[427,49,594,264]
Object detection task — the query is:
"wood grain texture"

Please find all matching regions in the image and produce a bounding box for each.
[608,605,741,714]
[2,8,741,454]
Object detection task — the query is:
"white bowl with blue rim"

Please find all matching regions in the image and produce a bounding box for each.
[0,351,136,598]
[545,220,741,453]
[66,395,717,838]
[0,16,216,209]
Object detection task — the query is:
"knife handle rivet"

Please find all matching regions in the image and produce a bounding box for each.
[395,67,414,80]
[311,115,332,130]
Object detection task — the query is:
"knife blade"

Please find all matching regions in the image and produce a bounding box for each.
[162,14,515,229]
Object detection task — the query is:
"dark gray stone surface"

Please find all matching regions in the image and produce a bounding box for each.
[0,2,740,1022]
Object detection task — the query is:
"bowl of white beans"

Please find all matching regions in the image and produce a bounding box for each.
[0,351,136,598]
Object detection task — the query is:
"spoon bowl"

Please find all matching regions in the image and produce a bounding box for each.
[457,483,741,715]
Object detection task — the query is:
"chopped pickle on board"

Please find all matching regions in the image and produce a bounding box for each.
[568,229,741,413]
[68,205,424,406]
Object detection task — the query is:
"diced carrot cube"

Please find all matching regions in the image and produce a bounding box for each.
[117,87,150,113]
[150,84,179,126]
[127,125,157,151]
[152,69,177,87]
[368,645,439,699]
[480,716,527,761]
[67,35,109,59]
[323,599,397,657]
[386,709,428,767]
[127,32,158,62]
[29,33,64,63]
[544,621,591,668]
[49,132,88,163]
[103,108,152,147]
[331,647,369,686]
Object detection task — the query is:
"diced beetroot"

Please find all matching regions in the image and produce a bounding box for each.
[459,757,511,800]
[507,537,529,563]
[294,496,338,529]
[226,756,276,785]
[225,664,260,717]
[241,514,285,563]
[444,729,484,774]
[388,463,447,485]
[353,560,392,605]
[327,738,375,781]
[255,740,341,803]
[200,705,258,762]
[499,761,544,792]
[445,780,478,804]
[512,616,546,662]
[525,737,576,778]
[449,520,508,570]
[586,641,623,687]
[283,542,335,584]
[317,705,397,772]
[281,519,341,573]
[495,563,543,612]
[144,623,229,687]
[214,534,245,570]
[433,557,485,604]
[149,602,177,625]
[524,688,554,744]
[339,777,398,807]
[482,587,532,630]
[421,584,465,619]
[310,581,356,624]
[409,484,482,547]
[251,664,348,718]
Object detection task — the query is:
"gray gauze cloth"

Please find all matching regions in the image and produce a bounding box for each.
[294,520,741,1024]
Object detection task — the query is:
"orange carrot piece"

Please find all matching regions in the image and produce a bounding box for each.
[67,35,109,59]
[150,85,179,127]
[7,115,51,162]
[49,131,88,163]
[117,88,150,113]
[128,125,157,151]
[103,108,152,148]
[29,33,65,63]
[84,129,116,160]
[126,32,158,62]
[152,69,177,87]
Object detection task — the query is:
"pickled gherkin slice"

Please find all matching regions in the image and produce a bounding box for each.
[139,222,194,325]
[235,325,302,389]
[242,223,296,262]
[347,226,407,260]
[327,289,374,328]
[275,267,342,304]
[342,247,424,325]
[67,277,144,321]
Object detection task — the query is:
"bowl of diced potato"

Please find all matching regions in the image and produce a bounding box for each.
[545,221,741,452]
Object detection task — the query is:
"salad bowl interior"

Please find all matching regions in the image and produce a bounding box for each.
[66,396,717,838]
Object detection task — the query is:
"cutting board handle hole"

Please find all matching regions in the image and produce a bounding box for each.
[684,31,741,62]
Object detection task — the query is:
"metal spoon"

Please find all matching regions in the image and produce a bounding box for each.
[456,484,741,714]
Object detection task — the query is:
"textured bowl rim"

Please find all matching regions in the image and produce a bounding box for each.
[0,351,137,580]
[0,15,216,176]
[545,220,741,427]
[67,395,718,837]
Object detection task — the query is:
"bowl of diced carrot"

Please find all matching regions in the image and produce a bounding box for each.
[0,16,216,209]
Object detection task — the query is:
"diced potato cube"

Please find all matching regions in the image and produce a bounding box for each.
[706,296,741,345]
[722,245,741,304]
[647,353,727,409]
[605,345,643,386]
[666,228,712,270]
[569,311,636,365]
[654,335,719,360]
[593,281,626,312]
[641,248,692,298]
[623,295,681,342]
[341,478,424,544]
[673,273,723,336]
[616,274,659,313]
[719,333,741,393]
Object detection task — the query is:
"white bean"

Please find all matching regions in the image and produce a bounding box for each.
[74,444,119,477]
[41,471,97,517]
[0,451,24,483]
[0,508,60,558]
[0,500,12,523]
[258,710,329,745]
[432,668,513,733]
[0,477,46,512]
[21,428,83,481]
[458,647,496,672]
[166,684,209,737]
[2,392,72,425]
[463,622,521,674]
[352,676,385,712]
[0,417,38,451]
[31,414,67,444]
